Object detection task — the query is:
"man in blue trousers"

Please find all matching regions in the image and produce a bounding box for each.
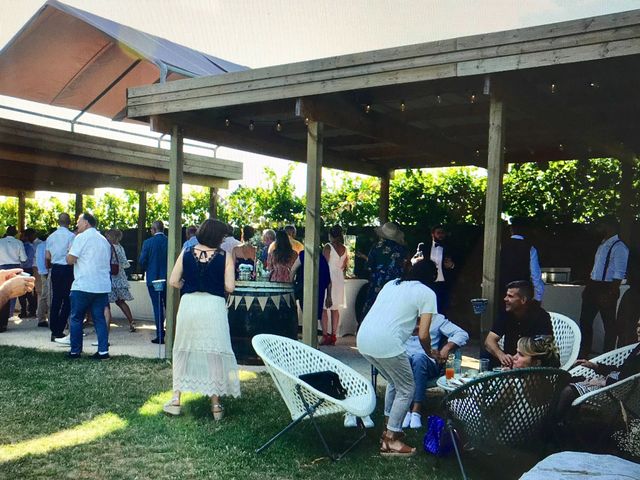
[139,220,168,344]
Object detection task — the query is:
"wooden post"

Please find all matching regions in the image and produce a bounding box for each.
[379,172,390,224]
[619,155,636,244]
[75,193,83,220]
[136,191,147,273]
[209,187,218,219]
[166,125,184,358]
[17,191,26,232]
[481,90,506,344]
[302,120,323,348]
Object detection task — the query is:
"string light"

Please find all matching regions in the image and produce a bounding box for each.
[304,117,310,126]
[276,120,282,132]
[550,83,557,94]
[224,118,231,127]
[365,104,371,114]
[589,81,599,88]
[470,93,476,104]
[475,149,480,158]
[436,94,442,104]
[559,143,564,151]
[400,100,406,112]
[249,120,255,131]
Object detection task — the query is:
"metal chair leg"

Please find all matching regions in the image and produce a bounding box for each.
[255,399,323,454]
[448,420,467,480]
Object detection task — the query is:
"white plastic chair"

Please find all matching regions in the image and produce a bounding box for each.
[252,334,376,460]
[496,311,581,370]
[569,342,639,416]
[549,312,581,370]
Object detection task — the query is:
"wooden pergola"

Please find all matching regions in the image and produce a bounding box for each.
[127,10,640,349]
[0,117,242,260]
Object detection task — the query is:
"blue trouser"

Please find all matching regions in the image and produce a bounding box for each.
[49,264,74,336]
[147,284,166,338]
[0,264,20,316]
[70,291,109,354]
[408,352,441,403]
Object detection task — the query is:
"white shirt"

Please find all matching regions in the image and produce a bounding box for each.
[46,227,75,265]
[220,235,241,255]
[590,234,629,282]
[0,236,27,265]
[430,240,445,282]
[357,279,438,358]
[69,228,111,293]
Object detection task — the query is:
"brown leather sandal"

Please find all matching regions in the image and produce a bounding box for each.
[380,433,416,457]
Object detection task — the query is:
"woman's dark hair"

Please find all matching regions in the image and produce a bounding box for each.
[397,259,437,287]
[196,219,227,248]
[272,229,296,264]
[328,225,344,244]
[242,225,255,242]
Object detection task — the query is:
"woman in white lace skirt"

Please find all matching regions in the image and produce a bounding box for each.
[164,219,240,420]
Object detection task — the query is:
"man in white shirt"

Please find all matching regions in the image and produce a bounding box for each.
[417,225,455,316]
[66,212,111,360]
[402,314,469,428]
[46,213,76,341]
[219,223,241,254]
[0,225,28,331]
[579,216,629,356]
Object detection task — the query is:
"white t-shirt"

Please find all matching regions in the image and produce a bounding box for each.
[46,227,75,265]
[357,279,438,358]
[69,228,111,293]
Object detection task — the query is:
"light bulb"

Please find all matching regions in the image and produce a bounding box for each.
[224,118,230,127]
[249,120,255,131]
[365,104,371,114]
[400,100,406,112]
[276,120,282,132]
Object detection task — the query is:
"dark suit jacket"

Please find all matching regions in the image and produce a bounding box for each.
[418,241,456,284]
[139,233,168,284]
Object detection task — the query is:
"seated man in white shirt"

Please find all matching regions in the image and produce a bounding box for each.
[402,313,469,428]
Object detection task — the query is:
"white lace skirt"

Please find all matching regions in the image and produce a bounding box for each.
[172,292,241,398]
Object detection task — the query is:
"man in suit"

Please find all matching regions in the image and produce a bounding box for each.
[418,225,455,316]
[139,220,168,344]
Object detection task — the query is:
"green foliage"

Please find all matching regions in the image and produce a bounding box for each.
[321,173,380,227]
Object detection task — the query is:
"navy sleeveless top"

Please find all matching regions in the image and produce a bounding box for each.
[181,247,226,298]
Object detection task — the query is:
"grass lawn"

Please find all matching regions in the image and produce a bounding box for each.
[0,346,503,480]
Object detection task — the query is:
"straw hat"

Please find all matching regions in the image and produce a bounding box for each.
[375,222,405,245]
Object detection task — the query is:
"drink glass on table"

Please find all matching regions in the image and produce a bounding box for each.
[445,353,455,380]
[479,358,490,375]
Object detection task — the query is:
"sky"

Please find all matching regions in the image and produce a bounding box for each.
[1,0,640,198]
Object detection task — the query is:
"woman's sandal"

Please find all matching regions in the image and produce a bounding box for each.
[380,437,416,457]
[163,398,181,416]
[212,404,224,421]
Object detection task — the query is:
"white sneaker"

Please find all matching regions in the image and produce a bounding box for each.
[409,412,422,429]
[402,411,412,428]
[361,415,375,428]
[91,341,111,347]
[343,413,357,428]
[54,335,71,346]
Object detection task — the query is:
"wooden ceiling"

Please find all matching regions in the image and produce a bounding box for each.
[128,9,640,176]
[0,118,243,196]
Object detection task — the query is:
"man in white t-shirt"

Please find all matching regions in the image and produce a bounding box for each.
[65,212,112,360]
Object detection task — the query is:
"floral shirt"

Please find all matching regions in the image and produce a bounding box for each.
[362,239,408,316]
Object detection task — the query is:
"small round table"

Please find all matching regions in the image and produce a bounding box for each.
[436,371,480,392]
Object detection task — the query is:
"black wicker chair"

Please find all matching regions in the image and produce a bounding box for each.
[443,367,571,479]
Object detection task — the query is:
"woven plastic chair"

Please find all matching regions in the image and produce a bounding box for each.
[496,312,580,370]
[252,334,376,460]
[443,367,571,480]
[569,342,639,419]
[549,312,581,370]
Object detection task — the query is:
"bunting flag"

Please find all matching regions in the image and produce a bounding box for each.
[282,292,291,308]
[256,295,269,311]
[227,292,295,312]
[270,296,281,308]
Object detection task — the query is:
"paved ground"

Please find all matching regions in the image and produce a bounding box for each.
[0,314,480,380]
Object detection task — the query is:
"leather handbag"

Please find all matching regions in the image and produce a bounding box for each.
[299,370,347,399]
[110,245,120,276]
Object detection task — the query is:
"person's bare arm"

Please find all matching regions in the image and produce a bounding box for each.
[224,253,236,293]
[289,257,301,282]
[417,313,433,355]
[169,251,185,289]
[66,254,77,265]
[45,250,52,269]
[485,331,513,367]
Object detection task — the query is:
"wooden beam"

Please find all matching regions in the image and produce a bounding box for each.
[481,89,506,345]
[0,188,34,198]
[136,191,147,273]
[619,155,636,244]
[17,192,26,232]
[209,187,218,219]
[379,172,390,224]
[75,194,83,222]
[165,126,184,358]
[302,121,323,348]
[299,96,471,163]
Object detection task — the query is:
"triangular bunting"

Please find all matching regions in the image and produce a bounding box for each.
[282,293,291,308]
[257,296,268,311]
[271,295,281,310]
[244,295,256,309]
[234,295,242,308]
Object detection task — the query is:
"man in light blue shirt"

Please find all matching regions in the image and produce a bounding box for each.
[579,216,629,356]
[401,313,469,428]
[182,225,198,251]
[34,233,50,327]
